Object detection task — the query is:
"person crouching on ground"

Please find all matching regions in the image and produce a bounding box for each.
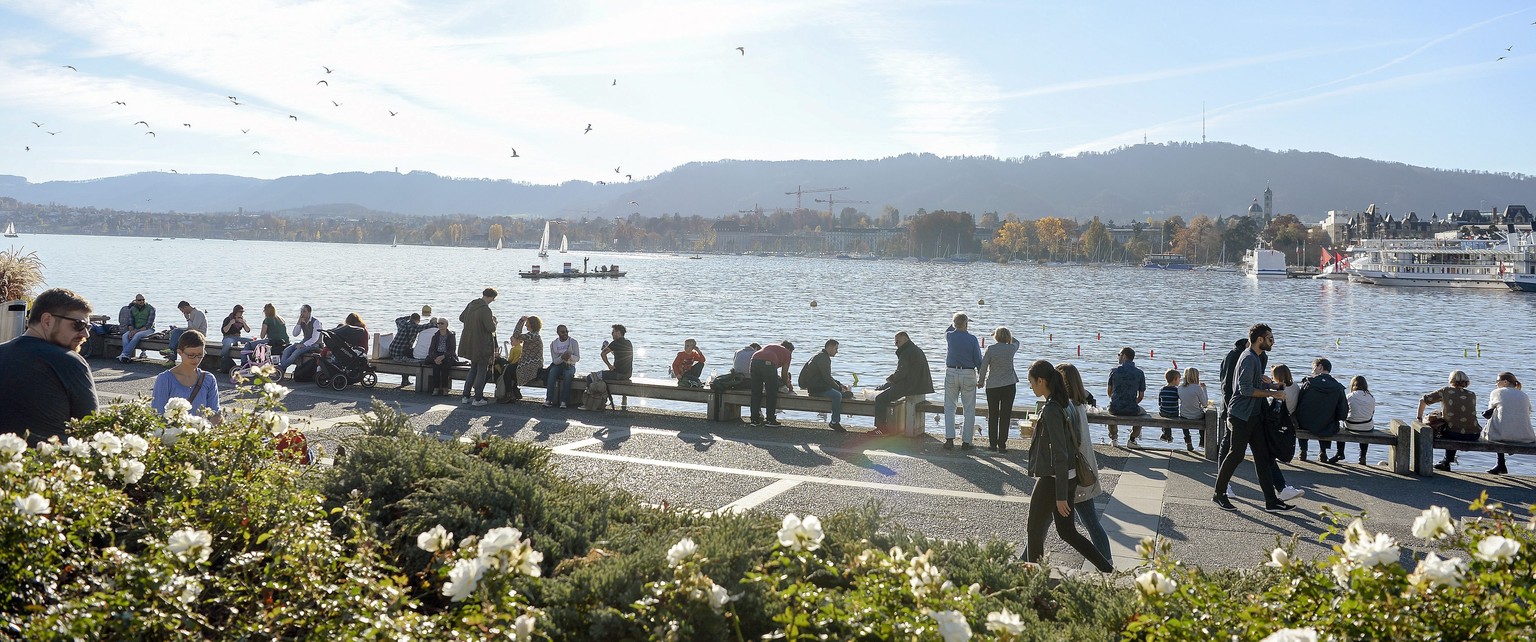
[1024,359,1114,573]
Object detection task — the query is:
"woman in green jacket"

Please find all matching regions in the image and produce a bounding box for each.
[1024,359,1114,572]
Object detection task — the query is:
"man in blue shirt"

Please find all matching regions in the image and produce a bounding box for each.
[1106,347,1146,446]
[1211,323,1292,513]
[943,313,983,450]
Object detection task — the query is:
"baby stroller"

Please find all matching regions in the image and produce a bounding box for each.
[230,341,283,384]
[314,329,377,391]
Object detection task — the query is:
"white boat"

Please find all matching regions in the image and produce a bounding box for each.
[559,234,568,254]
[391,234,398,248]
[1346,230,1536,289]
[496,236,503,251]
[1242,248,1287,279]
[537,222,550,258]
[2,222,16,238]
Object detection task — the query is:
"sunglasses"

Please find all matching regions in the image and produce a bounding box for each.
[54,315,90,332]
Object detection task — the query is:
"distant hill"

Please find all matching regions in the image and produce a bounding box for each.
[4,142,1534,222]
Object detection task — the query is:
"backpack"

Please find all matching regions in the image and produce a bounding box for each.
[582,376,610,411]
[1262,398,1298,463]
[292,357,319,383]
[709,372,750,391]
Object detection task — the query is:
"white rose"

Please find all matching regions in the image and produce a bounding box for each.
[14,493,50,516]
[1264,547,1290,568]
[1411,506,1455,541]
[62,437,91,458]
[513,541,544,577]
[26,477,46,493]
[121,434,150,457]
[260,382,291,401]
[1134,570,1176,596]
[62,464,83,482]
[119,459,146,484]
[707,582,734,613]
[181,415,210,433]
[514,613,537,642]
[0,462,20,475]
[92,432,123,456]
[776,513,825,552]
[442,556,488,602]
[1331,559,1357,587]
[167,527,213,564]
[35,440,58,457]
[1475,535,1521,564]
[666,537,698,567]
[985,608,1024,635]
[0,433,26,458]
[929,610,972,642]
[1342,528,1399,568]
[478,526,524,558]
[161,575,203,604]
[1259,627,1319,642]
[1412,552,1466,588]
[164,397,193,418]
[185,465,202,488]
[416,525,454,553]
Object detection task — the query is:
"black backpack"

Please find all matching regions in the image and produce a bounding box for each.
[1262,398,1298,463]
[292,358,319,383]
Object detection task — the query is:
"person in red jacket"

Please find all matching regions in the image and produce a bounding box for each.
[670,338,706,387]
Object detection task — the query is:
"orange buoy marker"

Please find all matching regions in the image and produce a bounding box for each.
[1173,359,1178,370]
[1048,333,1053,342]
[1149,349,1155,358]
[1202,341,1206,351]
[1097,331,1101,340]
[1077,344,1081,356]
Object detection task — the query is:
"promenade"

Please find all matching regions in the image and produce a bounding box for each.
[89,359,1536,572]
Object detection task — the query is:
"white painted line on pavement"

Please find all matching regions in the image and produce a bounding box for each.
[553,438,604,453]
[715,479,804,516]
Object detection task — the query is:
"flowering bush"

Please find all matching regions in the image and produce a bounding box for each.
[1126,493,1536,640]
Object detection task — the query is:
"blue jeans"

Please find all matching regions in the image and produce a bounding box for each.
[944,368,978,442]
[279,342,318,373]
[546,362,577,405]
[118,328,155,358]
[817,388,843,423]
[166,327,186,357]
[1074,497,1112,561]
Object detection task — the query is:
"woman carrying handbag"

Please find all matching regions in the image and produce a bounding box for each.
[1024,359,1114,573]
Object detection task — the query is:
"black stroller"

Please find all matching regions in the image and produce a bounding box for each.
[314,329,377,391]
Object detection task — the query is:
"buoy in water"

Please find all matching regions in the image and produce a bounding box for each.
[1149,349,1155,358]
[1476,343,1482,358]
[1464,348,1469,358]
[1202,342,1206,351]
[1076,344,1081,356]
[978,298,985,305]
[1048,333,1052,342]
[1173,359,1178,370]
[1096,331,1101,340]
[810,300,817,308]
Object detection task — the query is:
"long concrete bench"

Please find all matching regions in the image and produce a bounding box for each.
[1412,420,1536,477]
[1294,421,1414,475]
[712,388,928,435]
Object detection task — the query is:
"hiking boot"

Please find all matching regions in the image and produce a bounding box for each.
[1213,494,1237,511]
[997,444,1007,454]
[943,439,954,450]
[1264,501,1296,513]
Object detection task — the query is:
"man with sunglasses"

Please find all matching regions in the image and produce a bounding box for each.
[0,288,100,444]
[115,294,157,363]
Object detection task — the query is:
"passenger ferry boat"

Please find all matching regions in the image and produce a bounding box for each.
[1242,248,1287,279]
[1141,253,1193,270]
[1346,230,1536,289]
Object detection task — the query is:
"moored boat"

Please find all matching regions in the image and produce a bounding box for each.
[1242,248,1287,279]
[519,260,627,279]
[1345,230,1536,289]
[1142,252,1193,270]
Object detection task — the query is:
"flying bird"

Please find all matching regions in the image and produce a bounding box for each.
[134,121,149,127]
[145,131,155,137]
[230,100,241,105]
[332,101,342,106]
[241,128,250,134]
[112,101,126,106]
[30,122,42,127]
[612,79,617,86]
[228,96,237,100]
[597,181,606,185]
[23,146,27,151]
[62,65,76,71]
[252,151,261,155]
[614,166,620,173]
[170,169,178,174]
[1497,56,1507,61]
[736,46,745,55]
[584,124,592,134]
[510,147,519,157]
[322,66,333,73]
[183,123,191,128]
[625,174,632,181]
[289,115,298,121]
[388,110,397,116]
[46,131,60,135]
[316,80,328,86]
[629,200,639,205]
[1507,45,1514,52]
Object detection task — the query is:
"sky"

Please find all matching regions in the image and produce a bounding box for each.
[2,1,1534,185]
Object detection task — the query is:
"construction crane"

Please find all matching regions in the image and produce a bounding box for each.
[815,196,870,216]
[784,185,848,210]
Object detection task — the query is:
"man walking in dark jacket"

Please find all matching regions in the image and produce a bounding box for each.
[1216,338,1249,463]
[799,340,851,431]
[1294,357,1349,461]
[873,331,935,435]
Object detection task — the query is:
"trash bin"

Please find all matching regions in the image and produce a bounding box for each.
[0,300,25,342]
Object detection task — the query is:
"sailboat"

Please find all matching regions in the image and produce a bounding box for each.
[496,236,503,251]
[391,234,398,248]
[559,234,569,254]
[537,222,551,258]
[2,222,16,238]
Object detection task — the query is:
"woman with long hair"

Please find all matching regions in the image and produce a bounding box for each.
[1025,359,1113,572]
[978,326,1019,452]
[1056,362,1111,561]
[508,315,545,402]
[256,303,289,352]
[1485,372,1533,475]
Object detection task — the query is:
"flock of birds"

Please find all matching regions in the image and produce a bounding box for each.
[20,47,749,183]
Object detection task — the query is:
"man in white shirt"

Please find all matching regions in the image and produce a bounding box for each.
[165,301,208,366]
[278,305,322,376]
[544,324,581,408]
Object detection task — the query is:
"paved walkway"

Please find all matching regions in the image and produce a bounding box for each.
[90,360,1536,572]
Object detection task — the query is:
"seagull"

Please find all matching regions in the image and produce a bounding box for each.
[316,80,328,86]
[241,128,250,134]
[62,65,76,71]
[629,200,639,205]
[230,100,241,105]
[1507,45,1514,52]
[332,101,342,107]
[182,123,191,128]
[612,79,617,86]
[584,124,592,134]
[145,131,156,137]
[625,174,632,181]
[736,46,745,55]
[388,110,397,116]
[134,121,149,127]
[30,122,42,127]
[170,169,178,174]
[322,66,334,73]
[228,96,237,100]
[289,115,298,121]
[597,181,606,185]
[112,101,126,106]
[23,146,27,151]
[252,151,261,155]
[510,147,519,157]
[614,166,620,173]
[46,131,60,135]
[1497,56,1507,61]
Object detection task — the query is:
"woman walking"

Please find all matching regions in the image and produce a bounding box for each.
[1485,372,1534,475]
[151,330,220,422]
[1057,362,1111,561]
[977,327,1019,452]
[1024,359,1114,572]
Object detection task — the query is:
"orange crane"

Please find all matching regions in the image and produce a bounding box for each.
[784,185,848,210]
[815,196,870,216]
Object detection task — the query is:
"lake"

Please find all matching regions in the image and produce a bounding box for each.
[13,233,1536,472]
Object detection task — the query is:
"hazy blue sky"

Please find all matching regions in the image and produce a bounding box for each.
[2,1,1533,184]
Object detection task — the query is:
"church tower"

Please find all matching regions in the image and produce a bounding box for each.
[1263,185,1273,220]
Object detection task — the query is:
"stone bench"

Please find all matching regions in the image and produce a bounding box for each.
[714,388,928,436]
[1296,421,1414,475]
[1412,420,1536,477]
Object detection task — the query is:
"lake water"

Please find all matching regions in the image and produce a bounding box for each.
[13,233,1536,472]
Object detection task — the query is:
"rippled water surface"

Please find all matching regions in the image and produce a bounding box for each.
[18,234,1536,471]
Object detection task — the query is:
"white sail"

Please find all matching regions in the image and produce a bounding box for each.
[2,222,15,237]
[559,234,568,253]
[538,221,550,258]
[391,234,397,247]
[496,236,503,251]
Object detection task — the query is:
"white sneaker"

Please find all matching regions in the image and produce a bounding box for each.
[1277,486,1304,502]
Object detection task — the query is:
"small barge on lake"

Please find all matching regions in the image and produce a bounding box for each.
[519,258,627,280]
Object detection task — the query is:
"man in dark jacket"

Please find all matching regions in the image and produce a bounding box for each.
[1293,357,1349,461]
[1216,338,1249,462]
[873,331,935,435]
[798,339,851,431]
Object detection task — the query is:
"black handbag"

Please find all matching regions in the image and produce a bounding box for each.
[1263,399,1298,463]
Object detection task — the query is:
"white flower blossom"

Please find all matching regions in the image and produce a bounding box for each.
[162,575,203,604]
[26,477,46,493]
[1331,559,1357,587]
[1341,521,1399,568]
[667,537,698,567]
[1475,535,1521,564]
[102,546,133,564]
[119,459,146,484]
[443,556,488,602]
[416,525,454,553]
[164,397,193,418]
[167,527,213,564]
[0,461,20,475]
[252,364,278,379]
[968,582,982,596]
[91,432,123,456]
[1411,552,1466,588]
[0,433,26,459]
[121,434,150,457]
[36,440,58,457]
[260,382,291,401]
[1259,627,1318,642]
[776,513,825,552]
[1265,547,1291,568]
[707,582,734,613]
[62,464,83,482]
[259,411,290,436]
[476,527,544,576]
[1136,536,1158,560]
[985,608,1024,635]
[185,465,202,488]
[14,493,50,516]
[929,610,972,642]
[1134,570,1176,596]
[61,437,90,458]
[479,526,524,558]
[514,613,537,642]
[1412,506,1455,541]
[906,549,945,597]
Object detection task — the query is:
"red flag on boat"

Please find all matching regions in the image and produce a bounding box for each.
[1320,247,1331,268]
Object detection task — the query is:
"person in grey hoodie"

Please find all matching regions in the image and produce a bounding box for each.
[977,326,1019,452]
